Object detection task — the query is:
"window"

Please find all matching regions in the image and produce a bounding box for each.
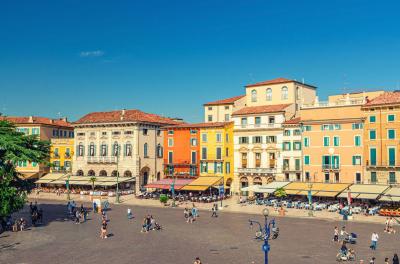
[216,133,222,143]
[190,138,197,146]
[370,148,377,166]
[281,86,288,100]
[251,89,257,102]
[354,135,361,146]
[268,116,275,124]
[208,106,212,111]
[305,172,310,181]
[388,114,395,122]
[266,88,272,101]
[295,159,301,170]
[371,172,377,183]
[283,142,291,151]
[388,129,396,139]
[253,136,262,144]
[388,147,396,166]
[302,125,311,131]
[323,136,330,146]
[389,172,396,184]
[144,143,148,157]
[334,124,341,130]
[296,87,300,100]
[100,143,107,156]
[168,138,174,147]
[112,142,120,156]
[225,147,229,157]
[352,123,363,130]
[89,132,95,136]
[208,115,213,122]
[157,144,163,158]
[321,124,330,131]
[201,133,207,142]
[69,131,74,137]
[225,162,230,174]
[168,151,173,164]
[304,137,310,147]
[191,151,197,164]
[241,118,247,127]
[89,143,95,157]
[32,128,39,135]
[304,156,310,165]
[369,130,376,140]
[77,132,85,136]
[255,117,261,126]
[225,105,229,110]
[293,142,302,150]
[369,116,376,123]
[168,130,174,135]
[284,130,291,136]
[112,131,120,136]
[102,132,107,136]
[239,137,249,144]
[78,143,84,156]
[216,147,222,159]
[266,136,276,143]
[225,133,229,143]
[124,131,133,135]
[224,114,230,121]
[352,155,362,165]
[32,162,37,167]
[54,148,59,157]
[143,129,148,136]
[294,129,301,135]
[157,130,161,136]
[356,173,361,184]
[201,162,208,173]
[333,136,340,146]
[125,143,132,156]
[201,147,207,160]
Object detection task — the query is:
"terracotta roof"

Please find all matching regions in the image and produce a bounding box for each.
[74,109,180,125]
[363,92,400,107]
[283,117,301,125]
[165,121,233,129]
[0,116,72,128]
[232,104,291,116]
[203,95,245,106]
[245,77,316,88]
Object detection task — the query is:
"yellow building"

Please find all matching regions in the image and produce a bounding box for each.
[362,92,400,184]
[0,116,73,179]
[50,138,74,173]
[199,122,234,192]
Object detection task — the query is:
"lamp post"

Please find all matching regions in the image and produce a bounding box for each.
[248,208,279,264]
[115,143,120,204]
[66,173,71,201]
[171,173,176,207]
[307,181,313,217]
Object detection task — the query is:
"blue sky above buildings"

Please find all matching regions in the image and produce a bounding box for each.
[1,0,400,122]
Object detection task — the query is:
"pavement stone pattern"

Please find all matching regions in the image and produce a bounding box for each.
[0,199,398,264]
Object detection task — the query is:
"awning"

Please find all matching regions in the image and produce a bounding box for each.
[380,187,400,202]
[145,178,194,190]
[35,173,67,184]
[45,175,135,187]
[284,182,350,197]
[253,181,291,194]
[18,172,39,180]
[338,184,389,200]
[241,185,260,192]
[180,176,223,191]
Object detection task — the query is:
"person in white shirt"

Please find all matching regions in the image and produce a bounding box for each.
[370,232,379,250]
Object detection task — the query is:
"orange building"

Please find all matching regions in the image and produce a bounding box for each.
[163,124,201,178]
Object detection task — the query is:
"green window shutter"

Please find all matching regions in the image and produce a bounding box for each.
[389,148,396,166]
[352,156,356,165]
[370,148,377,165]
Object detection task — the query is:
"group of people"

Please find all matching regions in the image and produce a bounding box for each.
[30,201,43,226]
[184,204,199,223]
[67,201,87,224]
[141,215,161,233]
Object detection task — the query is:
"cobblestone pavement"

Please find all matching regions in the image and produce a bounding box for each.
[0,199,398,264]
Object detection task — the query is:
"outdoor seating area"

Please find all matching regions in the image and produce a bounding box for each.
[137,190,230,203]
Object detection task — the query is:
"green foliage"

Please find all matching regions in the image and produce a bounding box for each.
[274,187,287,198]
[89,176,97,191]
[159,194,168,204]
[0,120,50,220]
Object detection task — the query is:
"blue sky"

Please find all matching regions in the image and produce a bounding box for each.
[1,0,400,122]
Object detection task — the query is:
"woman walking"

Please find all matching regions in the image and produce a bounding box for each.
[393,254,399,264]
[100,220,107,239]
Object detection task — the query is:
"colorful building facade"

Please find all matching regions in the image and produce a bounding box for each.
[362,92,400,184]
[281,117,303,182]
[50,138,74,173]
[1,116,73,178]
[203,95,246,123]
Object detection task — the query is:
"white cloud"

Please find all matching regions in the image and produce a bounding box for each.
[80,50,104,57]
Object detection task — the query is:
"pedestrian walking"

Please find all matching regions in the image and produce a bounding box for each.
[75,210,80,224]
[340,226,348,241]
[333,226,339,242]
[385,218,390,232]
[369,257,376,264]
[370,232,379,250]
[93,201,97,213]
[393,254,399,264]
[150,215,156,230]
[100,220,107,239]
[127,208,132,219]
[389,217,396,234]
[211,204,218,218]
[184,208,189,220]
[141,217,148,233]
[194,257,202,264]
[385,257,390,264]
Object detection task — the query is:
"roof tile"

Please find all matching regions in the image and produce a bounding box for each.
[364,91,400,107]
[203,95,245,106]
[1,116,72,128]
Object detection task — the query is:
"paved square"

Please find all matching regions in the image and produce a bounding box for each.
[0,200,397,264]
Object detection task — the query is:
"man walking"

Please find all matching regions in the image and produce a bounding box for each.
[211,203,218,217]
[370,232,379,250]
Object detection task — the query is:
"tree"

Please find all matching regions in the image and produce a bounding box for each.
[89,176,97,191]
[274,187,287,198]
[0,120,50,225]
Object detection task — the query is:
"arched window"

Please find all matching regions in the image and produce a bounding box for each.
[78,143,84,156]
[89,142,95,157]
[266,88,272,101]
[157,144,163,158]
[76,170,84,176]
[125,142,132,156]
[124,170,132,177]
[99,170,107,177]
[281,86,288,100]
[144,143,148,157]
[251,89,257,102]
[112,141,120,156]
[111,170,118,177]
[100,142,107,157]
[88,170,95,176]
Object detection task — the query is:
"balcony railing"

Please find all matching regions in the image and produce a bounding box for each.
[237,167,277,174]
[87,156,117,164]
[302,98,365,109]
[322,164,340,171]
[283,165,301,172]
[366,160,400,168]
[235,123,281,129]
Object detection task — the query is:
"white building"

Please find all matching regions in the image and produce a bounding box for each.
[72,109,179,193]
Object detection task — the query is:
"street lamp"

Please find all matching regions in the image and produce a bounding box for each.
[248,208,279,264]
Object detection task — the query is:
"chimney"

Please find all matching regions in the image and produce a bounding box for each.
[62,117,68,122]
[120,109,126,121]
[28,116,33,123]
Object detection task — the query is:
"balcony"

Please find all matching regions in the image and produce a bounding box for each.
[235,123,281,130]
[301,98,365,109]
[366,160,400,168]
[282,165,301,172]
[87,156,117,164]
[322,164,340,171]
[237,167,277,175]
